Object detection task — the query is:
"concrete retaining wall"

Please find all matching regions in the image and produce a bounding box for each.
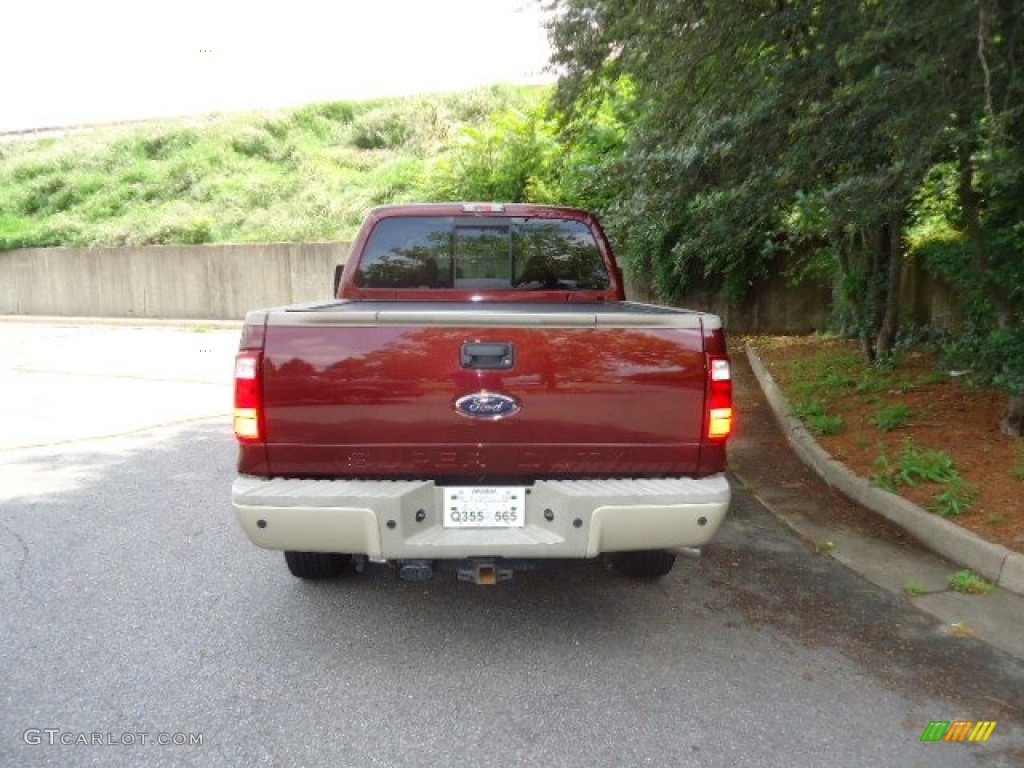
[1,241,956,332]
[0,242,349,320]
[633,257,959,335]
[678,278,833,335]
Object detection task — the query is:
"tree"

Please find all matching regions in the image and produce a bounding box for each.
[906,1,1024,435]
[416,82,630,212]
[549,1,981,353]
[545,0,1024,434]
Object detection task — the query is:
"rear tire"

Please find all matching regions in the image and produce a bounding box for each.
[612,550,677,579]
[284,551,352,579]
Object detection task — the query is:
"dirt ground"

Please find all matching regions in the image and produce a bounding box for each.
[749,335,1024,555]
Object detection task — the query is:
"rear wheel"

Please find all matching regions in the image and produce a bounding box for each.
[612,550,676,579]
[284,551,352,579]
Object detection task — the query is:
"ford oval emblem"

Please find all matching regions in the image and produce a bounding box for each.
[455,391,520,420]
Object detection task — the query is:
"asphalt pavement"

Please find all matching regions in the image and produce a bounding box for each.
[1,317,1023,767]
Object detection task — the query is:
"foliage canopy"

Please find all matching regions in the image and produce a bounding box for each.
[544,0,1024,433]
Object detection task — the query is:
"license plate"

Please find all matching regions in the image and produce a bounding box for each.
[442,487,527,528]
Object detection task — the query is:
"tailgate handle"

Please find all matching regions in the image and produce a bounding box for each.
[461,342,515,370]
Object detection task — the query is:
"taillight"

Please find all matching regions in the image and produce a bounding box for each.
[234,350,262,441]
[707,356,733,440]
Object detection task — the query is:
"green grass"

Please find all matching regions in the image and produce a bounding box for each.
[1013,443,1024,482]
[874,403,912,431]
[948,570,995,595]
[883,440,959,486]
[0,84,547,249]
[903,580,928,597]
[789,350,861,403]
[794,400,846,435]
[872,439,977,516]
[776,341,982,518]
[782,343,919,410]
[929,476,980,518]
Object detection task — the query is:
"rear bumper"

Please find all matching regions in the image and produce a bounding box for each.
[232,474,730,560]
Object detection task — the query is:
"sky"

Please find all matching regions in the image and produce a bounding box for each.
[1,0,555,133]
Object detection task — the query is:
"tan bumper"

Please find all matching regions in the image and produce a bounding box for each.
[232,475,730,560]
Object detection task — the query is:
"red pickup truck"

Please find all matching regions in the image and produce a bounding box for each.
[232,203,732,584]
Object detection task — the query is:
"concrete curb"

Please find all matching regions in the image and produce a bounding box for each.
[746,342,1024,597]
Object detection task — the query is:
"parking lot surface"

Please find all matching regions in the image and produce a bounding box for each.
[1,320,1022,767]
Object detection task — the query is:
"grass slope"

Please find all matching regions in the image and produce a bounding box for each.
[0,84,547,249]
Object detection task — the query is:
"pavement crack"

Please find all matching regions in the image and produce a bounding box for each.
[0,413,228,452]
[14,366,225,385]
[997,551,1009,587]
[0,519,29,590]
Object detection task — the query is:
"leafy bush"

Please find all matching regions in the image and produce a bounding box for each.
[910,154,1024,432]
[419,105,558,203]
[935,317,1024,398]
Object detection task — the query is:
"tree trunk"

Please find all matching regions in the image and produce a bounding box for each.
[958,143,988,273]
[833,231,854,337]
[857,223,891,364]
[875,211,904,361]
[957,142,1017,322]
[859,334,876,364]
[1001,395,1024,438]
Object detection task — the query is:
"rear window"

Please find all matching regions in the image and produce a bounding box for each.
[355,216,610,291]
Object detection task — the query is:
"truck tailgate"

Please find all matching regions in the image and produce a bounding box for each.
[258,302,713,478]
